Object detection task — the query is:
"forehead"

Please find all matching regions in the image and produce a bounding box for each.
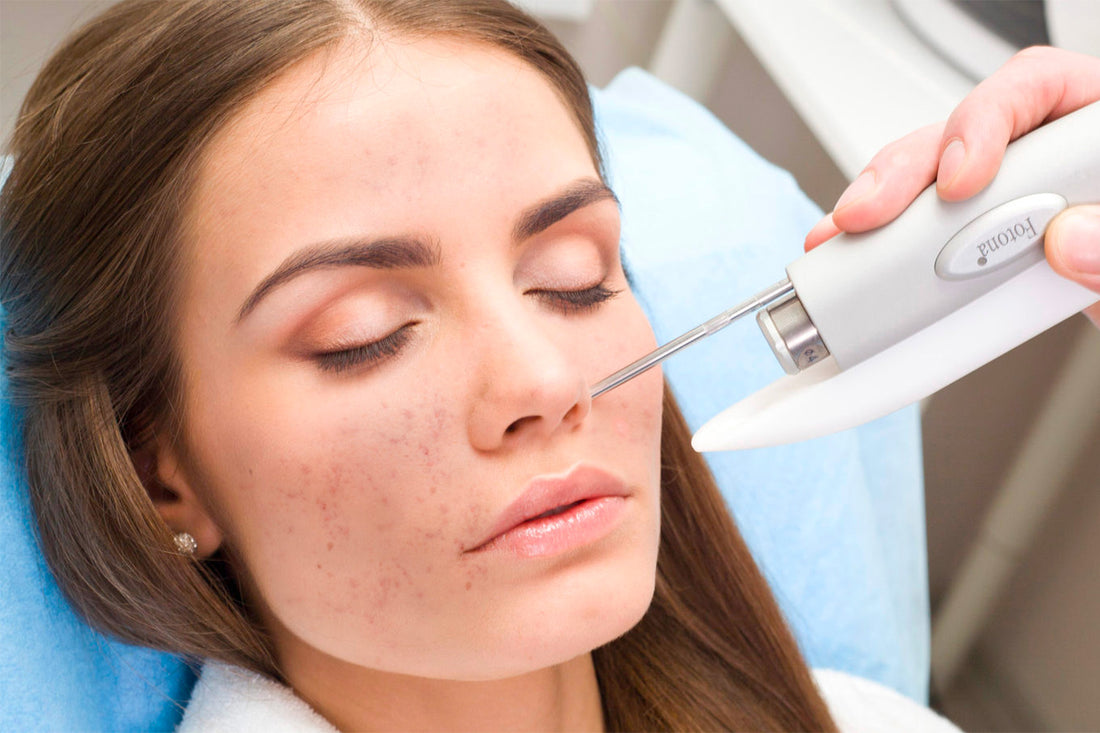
[186,35,591,234]
[180,36,596,329]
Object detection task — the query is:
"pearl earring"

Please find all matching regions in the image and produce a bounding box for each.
[173,532,197,556]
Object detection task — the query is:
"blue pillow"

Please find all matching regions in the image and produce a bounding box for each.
[594,69,928,702]
[0,69,928,731]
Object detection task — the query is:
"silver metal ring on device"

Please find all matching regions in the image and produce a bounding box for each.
[756,296,830,374]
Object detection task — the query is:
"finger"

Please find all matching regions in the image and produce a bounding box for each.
[828,123,943,234]
[1046,205,1100,293]
[804,213,841,251]
[937,46,1100,202]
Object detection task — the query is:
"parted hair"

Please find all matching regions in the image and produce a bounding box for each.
[0,1,836,729]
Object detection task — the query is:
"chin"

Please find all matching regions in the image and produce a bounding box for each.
[455,555,660,682]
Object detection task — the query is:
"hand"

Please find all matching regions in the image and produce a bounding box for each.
[803,46,1100,326]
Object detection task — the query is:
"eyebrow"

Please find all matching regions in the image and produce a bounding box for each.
[234,177,618,325]
[234,236,441,325]
[512,178,618,242]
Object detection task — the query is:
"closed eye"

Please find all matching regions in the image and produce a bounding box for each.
[313,324,416,374]
[527,283,621,315]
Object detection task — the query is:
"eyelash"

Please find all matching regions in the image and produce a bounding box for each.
[313,284,620,374]
[314,325,415,374]
[529,283,621,315]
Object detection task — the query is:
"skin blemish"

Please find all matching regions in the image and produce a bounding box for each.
[430,406,448,440]
[613,418,630,439]
[282,485,305,501]
[465,581,472,591]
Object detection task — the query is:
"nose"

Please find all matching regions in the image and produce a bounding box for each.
[466,307,592,452]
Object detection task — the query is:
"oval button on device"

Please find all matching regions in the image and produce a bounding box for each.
[935,192,1067,280]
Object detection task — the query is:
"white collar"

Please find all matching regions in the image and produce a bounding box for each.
[177,661,337,733]
[177,661,958,732]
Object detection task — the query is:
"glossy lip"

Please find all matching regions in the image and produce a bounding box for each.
[465,463,631,557]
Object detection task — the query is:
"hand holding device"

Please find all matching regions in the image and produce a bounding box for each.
[809,46,1100,326]
[592,47,1100,452]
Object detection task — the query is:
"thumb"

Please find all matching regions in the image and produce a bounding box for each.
[1046,205,1100,328]
[1047,205,1100,285]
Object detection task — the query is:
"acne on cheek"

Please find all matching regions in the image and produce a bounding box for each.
[284,534,440,634]
[242,387,493,619]
[306,558,418,624]
[264,457,357,546]
[311,396,462,544]
[461,561,490,592]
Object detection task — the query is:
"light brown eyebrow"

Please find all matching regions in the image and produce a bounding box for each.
[234,236,441,325]
[512,178,618,243]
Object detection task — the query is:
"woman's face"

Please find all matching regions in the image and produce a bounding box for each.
[161,37,663,681]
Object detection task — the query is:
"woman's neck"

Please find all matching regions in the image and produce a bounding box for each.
[280,647,605,732]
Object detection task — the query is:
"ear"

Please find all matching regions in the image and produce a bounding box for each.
[131,434,224,559]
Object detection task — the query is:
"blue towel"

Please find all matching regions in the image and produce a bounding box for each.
[0,69,927,731]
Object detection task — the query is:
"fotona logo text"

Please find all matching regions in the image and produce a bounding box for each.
[976,216,1037,266]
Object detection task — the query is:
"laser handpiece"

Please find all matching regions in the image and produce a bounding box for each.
[589,100,1100,451]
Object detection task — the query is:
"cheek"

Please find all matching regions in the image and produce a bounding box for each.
[599,295,657,359]
[596,296,661,422]
[583,296,664,485]
[183,379,475,616]
[607,366,664,486]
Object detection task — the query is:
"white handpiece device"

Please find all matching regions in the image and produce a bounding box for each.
[692,100,1100,451]
[589,100,1100,451]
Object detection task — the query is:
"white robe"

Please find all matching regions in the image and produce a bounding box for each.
[177,661,960,732]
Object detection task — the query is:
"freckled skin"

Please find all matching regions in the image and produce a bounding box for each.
[154,34,663,711]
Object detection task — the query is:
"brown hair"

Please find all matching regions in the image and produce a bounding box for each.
[1,1,835,729]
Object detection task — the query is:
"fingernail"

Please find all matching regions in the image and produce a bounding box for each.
[835,170,877,211]
[1050,208,1100,274]
[937,139,966,188]
[804,213,838,249]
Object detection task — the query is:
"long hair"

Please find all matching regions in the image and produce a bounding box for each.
[0,1,835,729]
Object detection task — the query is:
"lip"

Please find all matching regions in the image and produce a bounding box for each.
[466,464,631,558]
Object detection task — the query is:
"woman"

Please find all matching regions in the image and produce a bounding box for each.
[0,0,1094,730]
